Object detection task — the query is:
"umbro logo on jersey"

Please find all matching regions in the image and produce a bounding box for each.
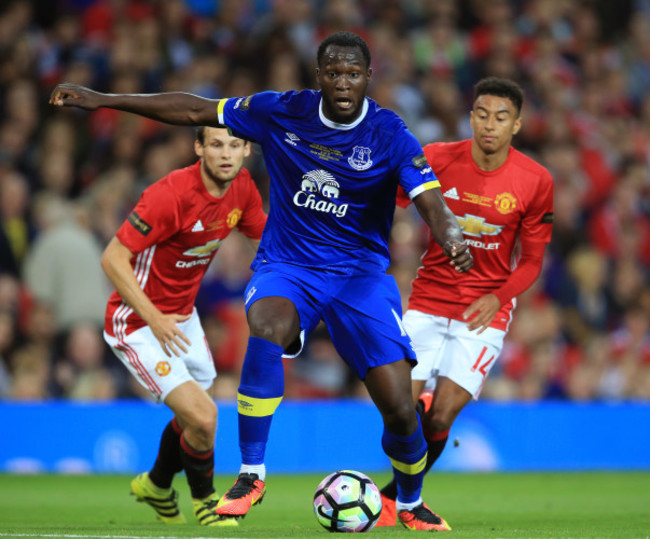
[443,187,460,200]
[284,132,300,146]
[191,220,204,232]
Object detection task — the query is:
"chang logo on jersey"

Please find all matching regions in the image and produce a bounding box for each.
[457,213,502,250]
[293,169,348,218]
[348,145,373,170]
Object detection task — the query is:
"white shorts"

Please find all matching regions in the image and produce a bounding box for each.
[104,308,216,402]
[405,310,505,400]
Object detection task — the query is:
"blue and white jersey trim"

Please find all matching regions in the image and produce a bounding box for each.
[408,180,441,199]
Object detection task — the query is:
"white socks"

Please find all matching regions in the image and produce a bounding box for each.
[240,464,266,481]
[396,497,423,512]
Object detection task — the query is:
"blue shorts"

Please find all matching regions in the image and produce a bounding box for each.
[244,262,417,379]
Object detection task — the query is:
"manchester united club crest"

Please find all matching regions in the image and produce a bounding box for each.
[494,192,517,214]
[226,208,242,228]
[155,361,171,376]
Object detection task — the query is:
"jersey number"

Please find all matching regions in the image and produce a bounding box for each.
[471,346,495,377]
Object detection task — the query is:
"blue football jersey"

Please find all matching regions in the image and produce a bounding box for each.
[217,90,440,272]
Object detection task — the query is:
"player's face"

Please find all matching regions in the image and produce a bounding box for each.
[317,45,372,124]
[470,95,521,156]
[195,127,250,185]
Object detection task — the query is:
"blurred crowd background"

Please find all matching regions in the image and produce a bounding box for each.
[0,0,649,403]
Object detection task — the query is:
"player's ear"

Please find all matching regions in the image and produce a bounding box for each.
[243,141,251,158]
[194,139,204,157]
[512,116,522,136]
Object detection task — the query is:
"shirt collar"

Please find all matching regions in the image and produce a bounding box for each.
[319,97,368,130]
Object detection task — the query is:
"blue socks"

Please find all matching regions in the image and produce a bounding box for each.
[381,418,427,504]
[237,336,285,465]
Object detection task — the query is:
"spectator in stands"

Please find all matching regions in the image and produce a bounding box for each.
[0,0,649,402]
[22,194,111,332]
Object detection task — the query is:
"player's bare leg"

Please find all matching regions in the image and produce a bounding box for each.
[166,381,229,526]
[365,361,450,531]
[131,380,219,525]
[423,376,472,434]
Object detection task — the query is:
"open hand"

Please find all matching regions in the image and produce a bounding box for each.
[149,313,192,357]
[463,294,500,334]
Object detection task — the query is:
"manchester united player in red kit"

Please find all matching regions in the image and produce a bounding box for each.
[102,127,266,527]
[378,77,554,528]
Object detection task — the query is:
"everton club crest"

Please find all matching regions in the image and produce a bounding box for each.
[348,145,373,171]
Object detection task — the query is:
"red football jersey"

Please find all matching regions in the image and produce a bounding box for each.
[105,161,266,337]
[401,140,553,330]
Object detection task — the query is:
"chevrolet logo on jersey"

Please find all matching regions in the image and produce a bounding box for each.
[183,239,222,257]
[457,214,503,237]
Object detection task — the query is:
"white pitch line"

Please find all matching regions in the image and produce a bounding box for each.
[0,534,249,539]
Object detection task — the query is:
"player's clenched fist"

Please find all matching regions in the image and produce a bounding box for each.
[443,240,473,273]
[49,83,103,110]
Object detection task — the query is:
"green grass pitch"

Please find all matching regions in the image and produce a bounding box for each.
[0,472,648,538]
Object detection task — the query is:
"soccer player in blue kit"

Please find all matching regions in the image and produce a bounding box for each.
[50,32,472,531]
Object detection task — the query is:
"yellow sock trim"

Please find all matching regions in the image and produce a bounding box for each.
[389,452,427,475]
[237,392,283,417]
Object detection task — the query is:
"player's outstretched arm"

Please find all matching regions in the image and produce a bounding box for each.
[49,83,222,127]
[102,237,191,357]
[413,188,473,273]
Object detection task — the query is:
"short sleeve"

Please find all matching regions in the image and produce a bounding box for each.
[393,124,440,198]
[116,183,180,254]
[236,177,267,240]
[217,92,282,145]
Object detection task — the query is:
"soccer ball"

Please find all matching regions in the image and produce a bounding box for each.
[313,470,382,533]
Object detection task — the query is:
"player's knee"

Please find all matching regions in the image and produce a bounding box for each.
[427,408,454,433]
[249,317,296,348]
[187,418,216,448]
[184,401,217,440]
[382,400,418,434]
